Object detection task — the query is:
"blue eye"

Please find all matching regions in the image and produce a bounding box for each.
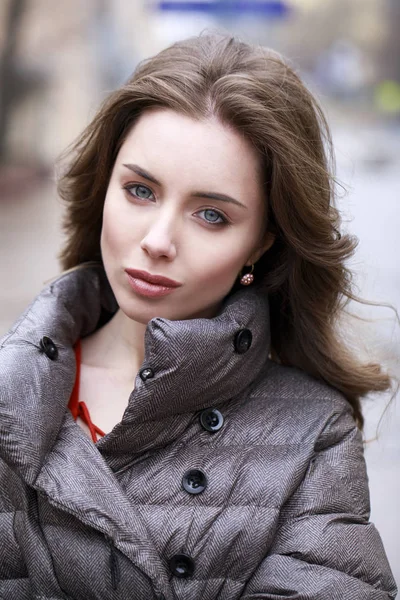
[124,184,154,200]
[123,184,228,226]
[199,208,227,225]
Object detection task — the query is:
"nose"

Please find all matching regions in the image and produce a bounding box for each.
[140,212,177,261]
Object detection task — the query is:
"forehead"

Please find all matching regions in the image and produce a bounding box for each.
[117,109,263,193]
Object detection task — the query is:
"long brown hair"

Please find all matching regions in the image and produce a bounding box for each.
[58,31,395,429]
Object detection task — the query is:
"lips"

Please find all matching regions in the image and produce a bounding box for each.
[124,268,182,288]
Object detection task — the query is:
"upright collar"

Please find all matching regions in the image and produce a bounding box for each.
[0,264,271,595]
[0,264,271,475]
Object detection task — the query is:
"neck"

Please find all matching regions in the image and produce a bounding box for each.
[80,308,147,380]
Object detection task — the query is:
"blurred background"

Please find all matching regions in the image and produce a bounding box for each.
[0,0,399,585]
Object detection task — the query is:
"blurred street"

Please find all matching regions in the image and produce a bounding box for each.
[0,177,61,334]
[332,118,400,584]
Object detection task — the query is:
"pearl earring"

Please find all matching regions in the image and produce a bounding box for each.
[240,264,255,286]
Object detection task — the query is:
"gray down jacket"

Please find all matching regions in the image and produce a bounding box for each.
[0,264,397,600]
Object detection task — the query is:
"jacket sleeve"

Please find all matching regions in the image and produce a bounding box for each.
[241,402,397,599]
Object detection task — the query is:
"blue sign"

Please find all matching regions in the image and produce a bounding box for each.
[157,1,289,17]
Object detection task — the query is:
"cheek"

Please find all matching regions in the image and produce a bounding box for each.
[188,238,246,287]
[100,204,116,260]
[101,195,131,258]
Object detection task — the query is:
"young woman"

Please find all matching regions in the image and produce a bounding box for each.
[0,32,396,600]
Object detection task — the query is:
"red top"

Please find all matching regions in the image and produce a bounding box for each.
[68,340,106,443]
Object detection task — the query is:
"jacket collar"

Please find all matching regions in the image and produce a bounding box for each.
[0,263,271,595]
[1,263,271,474]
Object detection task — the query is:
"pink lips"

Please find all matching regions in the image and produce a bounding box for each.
[125,269,182,298]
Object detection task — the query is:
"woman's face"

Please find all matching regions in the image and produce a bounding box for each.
[101,108,273,323]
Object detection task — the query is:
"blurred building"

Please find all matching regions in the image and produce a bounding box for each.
[0,0,399,169]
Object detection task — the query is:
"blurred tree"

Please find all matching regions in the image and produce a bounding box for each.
[0,0,26,162]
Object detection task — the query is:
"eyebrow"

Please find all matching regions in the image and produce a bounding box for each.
[122,163,248,210]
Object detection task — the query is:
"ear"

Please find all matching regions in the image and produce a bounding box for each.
[245,232,275,266]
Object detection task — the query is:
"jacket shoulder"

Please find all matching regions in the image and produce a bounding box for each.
[251,360,349,403]
[237,360,356,446]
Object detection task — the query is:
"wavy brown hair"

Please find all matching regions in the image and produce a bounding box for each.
[58,31,394,429]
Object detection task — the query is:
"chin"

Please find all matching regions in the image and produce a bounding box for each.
[119,301,163,324]
[117,293,177,324]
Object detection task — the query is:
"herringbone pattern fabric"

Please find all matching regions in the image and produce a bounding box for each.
[0,264,397,599]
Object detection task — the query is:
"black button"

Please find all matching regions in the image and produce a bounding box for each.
[139,367,154,381]
[199,408,224,433]
[39,336,58,360]
[169,554,195,578]
[182,469,207,495]
[234,328,252,354]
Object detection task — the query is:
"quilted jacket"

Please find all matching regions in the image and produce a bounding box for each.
[0,264,397,600]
